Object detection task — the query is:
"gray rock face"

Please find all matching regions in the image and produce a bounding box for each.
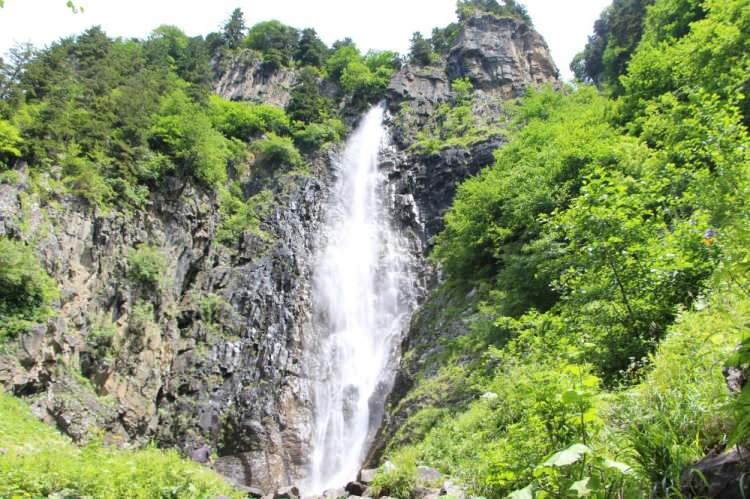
[387,65,452,118]
[391,137,504,245]
[0,167,327,491]
[447,13,558,97]
[213,51,298,107]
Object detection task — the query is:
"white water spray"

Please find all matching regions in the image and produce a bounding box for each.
[304,105,418,493]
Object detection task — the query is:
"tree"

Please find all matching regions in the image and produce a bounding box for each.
[245,20,299,70]
[286,67,333,123]
[222,8,246,49]
[295,28,328,67]
[409,32,433,66]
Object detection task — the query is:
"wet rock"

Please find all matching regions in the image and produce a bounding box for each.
[345,481,367,496]
[321,487,347,498]
[681,446,750,498]
[190,445,212,464]
[274,485,301,499]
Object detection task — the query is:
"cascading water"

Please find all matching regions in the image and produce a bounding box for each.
[304,104,419,493]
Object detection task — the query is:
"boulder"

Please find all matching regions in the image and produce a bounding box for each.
[358,468,379,484]
[416,466,443,487]
[681,446,750,498]
[321,488,346,498]
[274,486,300,499]
[345,481,367,496]
[440,480,465,499]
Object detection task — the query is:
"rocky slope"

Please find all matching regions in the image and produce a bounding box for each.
[0,10,558,494]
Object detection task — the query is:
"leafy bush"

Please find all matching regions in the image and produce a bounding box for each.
[0,118,22,164]
[127,244,167,291]
[87,312,118,359]
[0,238,59,341]
[370,449,418,499]
[209,95,290,139]
[0,391,243,498]
[217,186,274,245]
[150,89,230,185]
[292,118,345,151]
[252,132,302,167]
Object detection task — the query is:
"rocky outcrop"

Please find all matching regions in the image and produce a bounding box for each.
[386,66,452,119]
[0,162,330,490]
[385,137,504,245]
[213,51,298,107]
[447,13,558,97]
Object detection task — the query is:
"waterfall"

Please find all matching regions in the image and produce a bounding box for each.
[303,104,418,493]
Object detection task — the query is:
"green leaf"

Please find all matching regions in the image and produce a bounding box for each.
[508,485,533,499]
[570,477,591,497]
[543,443,591,467]
[603,458,632,474]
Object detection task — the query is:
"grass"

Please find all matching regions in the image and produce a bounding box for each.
[0,391,243,498]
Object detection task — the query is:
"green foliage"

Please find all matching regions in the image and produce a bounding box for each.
[456,0,533,24]
[389,1,750,495]
[217,186,274,245]
[87,312,118,359]
[252,132,302,167]
[571,0,653,92]
[286,67,335,124]
[293,118,345,151]
[370,449,418,499]
[413,78,493,154]
[409,32,434,66]
[0,118,21,163]
[0,391,243,498]
[222,8,246,50]
[245,20,299,70]
[430,23,461,54]
[0,237,58,341]
[127,244,167,291]
[208,95,290,139]
[326,44,398,104]
[621,0,750,126]
[296,28,329,67]
[150,88,230,184]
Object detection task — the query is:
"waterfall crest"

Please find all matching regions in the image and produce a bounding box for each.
[304,105,418,493]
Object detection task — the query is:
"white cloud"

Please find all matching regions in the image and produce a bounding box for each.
[0,0,611,80]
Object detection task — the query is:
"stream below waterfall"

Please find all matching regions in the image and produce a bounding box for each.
[303,104,419,494]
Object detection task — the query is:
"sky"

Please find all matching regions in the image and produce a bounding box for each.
[0,0,612,80]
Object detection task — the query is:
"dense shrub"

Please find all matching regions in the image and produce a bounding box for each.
[0,238,58,341]
[0,392,243,498]
[252,132,302,167]
[208,95,290,139]
[127,244,167,291]
[217,186,274,245]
